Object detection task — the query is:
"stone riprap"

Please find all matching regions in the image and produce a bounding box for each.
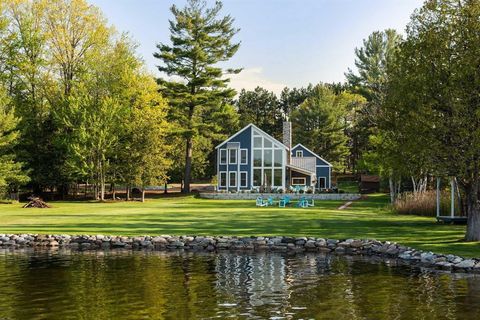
[199,192,361,201]
[0,234,479,273]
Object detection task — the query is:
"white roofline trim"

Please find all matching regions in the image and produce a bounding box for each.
[292,143,333,167]
[215,123,289,150]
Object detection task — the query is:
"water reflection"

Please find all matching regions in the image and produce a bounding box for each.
[0,249,479,319]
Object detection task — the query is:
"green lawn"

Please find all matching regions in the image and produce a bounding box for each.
[1,194,479,257]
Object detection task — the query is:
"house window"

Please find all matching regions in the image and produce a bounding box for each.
[295,150,303,157]
[274,149,282,167]
[229,172,237,187]
[219,172,227,187]
[240,149,248,164]
[253,150,262,166]
[253,169,262,186]
[264,138,272,148]
[263,149,272,167]
[264,169,272,186]
[219,149,227,164]
[229,149,237,164]
[254,137,262,148]
[292,177,306,185]
[318,177,326,189]
[240,172,247,187]
[274,169,282,186]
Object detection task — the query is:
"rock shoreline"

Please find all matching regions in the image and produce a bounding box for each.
[1,234,479,273]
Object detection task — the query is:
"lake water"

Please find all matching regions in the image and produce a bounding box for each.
[0,250,479,319]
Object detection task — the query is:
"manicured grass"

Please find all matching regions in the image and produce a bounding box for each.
[0,194,479,257]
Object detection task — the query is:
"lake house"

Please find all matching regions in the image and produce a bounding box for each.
[215,122,332,192]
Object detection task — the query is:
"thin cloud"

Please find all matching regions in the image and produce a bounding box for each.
[228,67,287,95]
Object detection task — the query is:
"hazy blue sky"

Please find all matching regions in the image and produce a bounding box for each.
[89,0,422,94]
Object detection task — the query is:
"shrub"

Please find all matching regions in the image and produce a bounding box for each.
[394,190,461,217]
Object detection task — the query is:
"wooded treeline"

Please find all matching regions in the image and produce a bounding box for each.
[0,0,172,201]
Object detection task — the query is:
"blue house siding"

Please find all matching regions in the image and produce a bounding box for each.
[216,125,332,192]
[316,166,331,189]
[291,144,332,189]
[216,126,252,190]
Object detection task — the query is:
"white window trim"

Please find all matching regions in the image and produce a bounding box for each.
[240,149,248,165]
[251,129,286,189]
[219,171,227,188]
[229,171,237,187]
[295,150,303,157]
[219,149,227,165]
[318,177,326,189]
[228,149,237,165]
[292,177,306,185]
[240,171,248,187]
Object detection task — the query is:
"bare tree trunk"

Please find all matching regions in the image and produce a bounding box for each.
[389,177,396,203]
[141,188,145,203]
[465,180,480,241]
[126,184,130,201]
[112,183,116,200]
[99,160,105,201]
[184,135,193,193]
[411,176,417,194]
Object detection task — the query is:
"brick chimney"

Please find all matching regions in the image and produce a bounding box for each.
[283,121,292,164]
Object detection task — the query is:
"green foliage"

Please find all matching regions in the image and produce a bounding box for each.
[0,0,172,200]
[154,0,240,192]
[345,29,402,174]
[0,87,29,195]
[236,87,283,139]
[382,0,480,240]
[291,85,352,169]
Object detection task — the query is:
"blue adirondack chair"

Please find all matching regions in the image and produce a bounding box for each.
[301,196,315,207]
[267,197,274,206]
[256,197,268,207]
[279,195,291,208]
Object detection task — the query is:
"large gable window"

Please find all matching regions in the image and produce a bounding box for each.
[252,130,285,187]
[296,150,303,157]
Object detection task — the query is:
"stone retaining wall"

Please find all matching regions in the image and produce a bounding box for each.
[0,234,479,273]
[199,192,361,201]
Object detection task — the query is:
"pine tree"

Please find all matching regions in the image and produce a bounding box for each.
[236,87,283,139]
[291,85,350,169]
[154,0,240,193]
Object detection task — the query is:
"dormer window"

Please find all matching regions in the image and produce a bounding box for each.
[296,150,303,157]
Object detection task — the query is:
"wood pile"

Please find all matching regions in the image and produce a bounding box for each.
[23,196,51,208]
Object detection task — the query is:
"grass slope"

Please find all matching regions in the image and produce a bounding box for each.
[0,194,479,257]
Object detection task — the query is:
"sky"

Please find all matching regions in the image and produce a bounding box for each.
[89,0,423,94]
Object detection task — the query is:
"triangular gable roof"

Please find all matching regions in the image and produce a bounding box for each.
[215,123,289,150]
[292,143,333,167]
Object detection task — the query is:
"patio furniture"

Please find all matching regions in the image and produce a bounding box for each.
[279,195,291,208]
[301,196,314,207]
[256,196,274,207]
[256,197,268,207]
